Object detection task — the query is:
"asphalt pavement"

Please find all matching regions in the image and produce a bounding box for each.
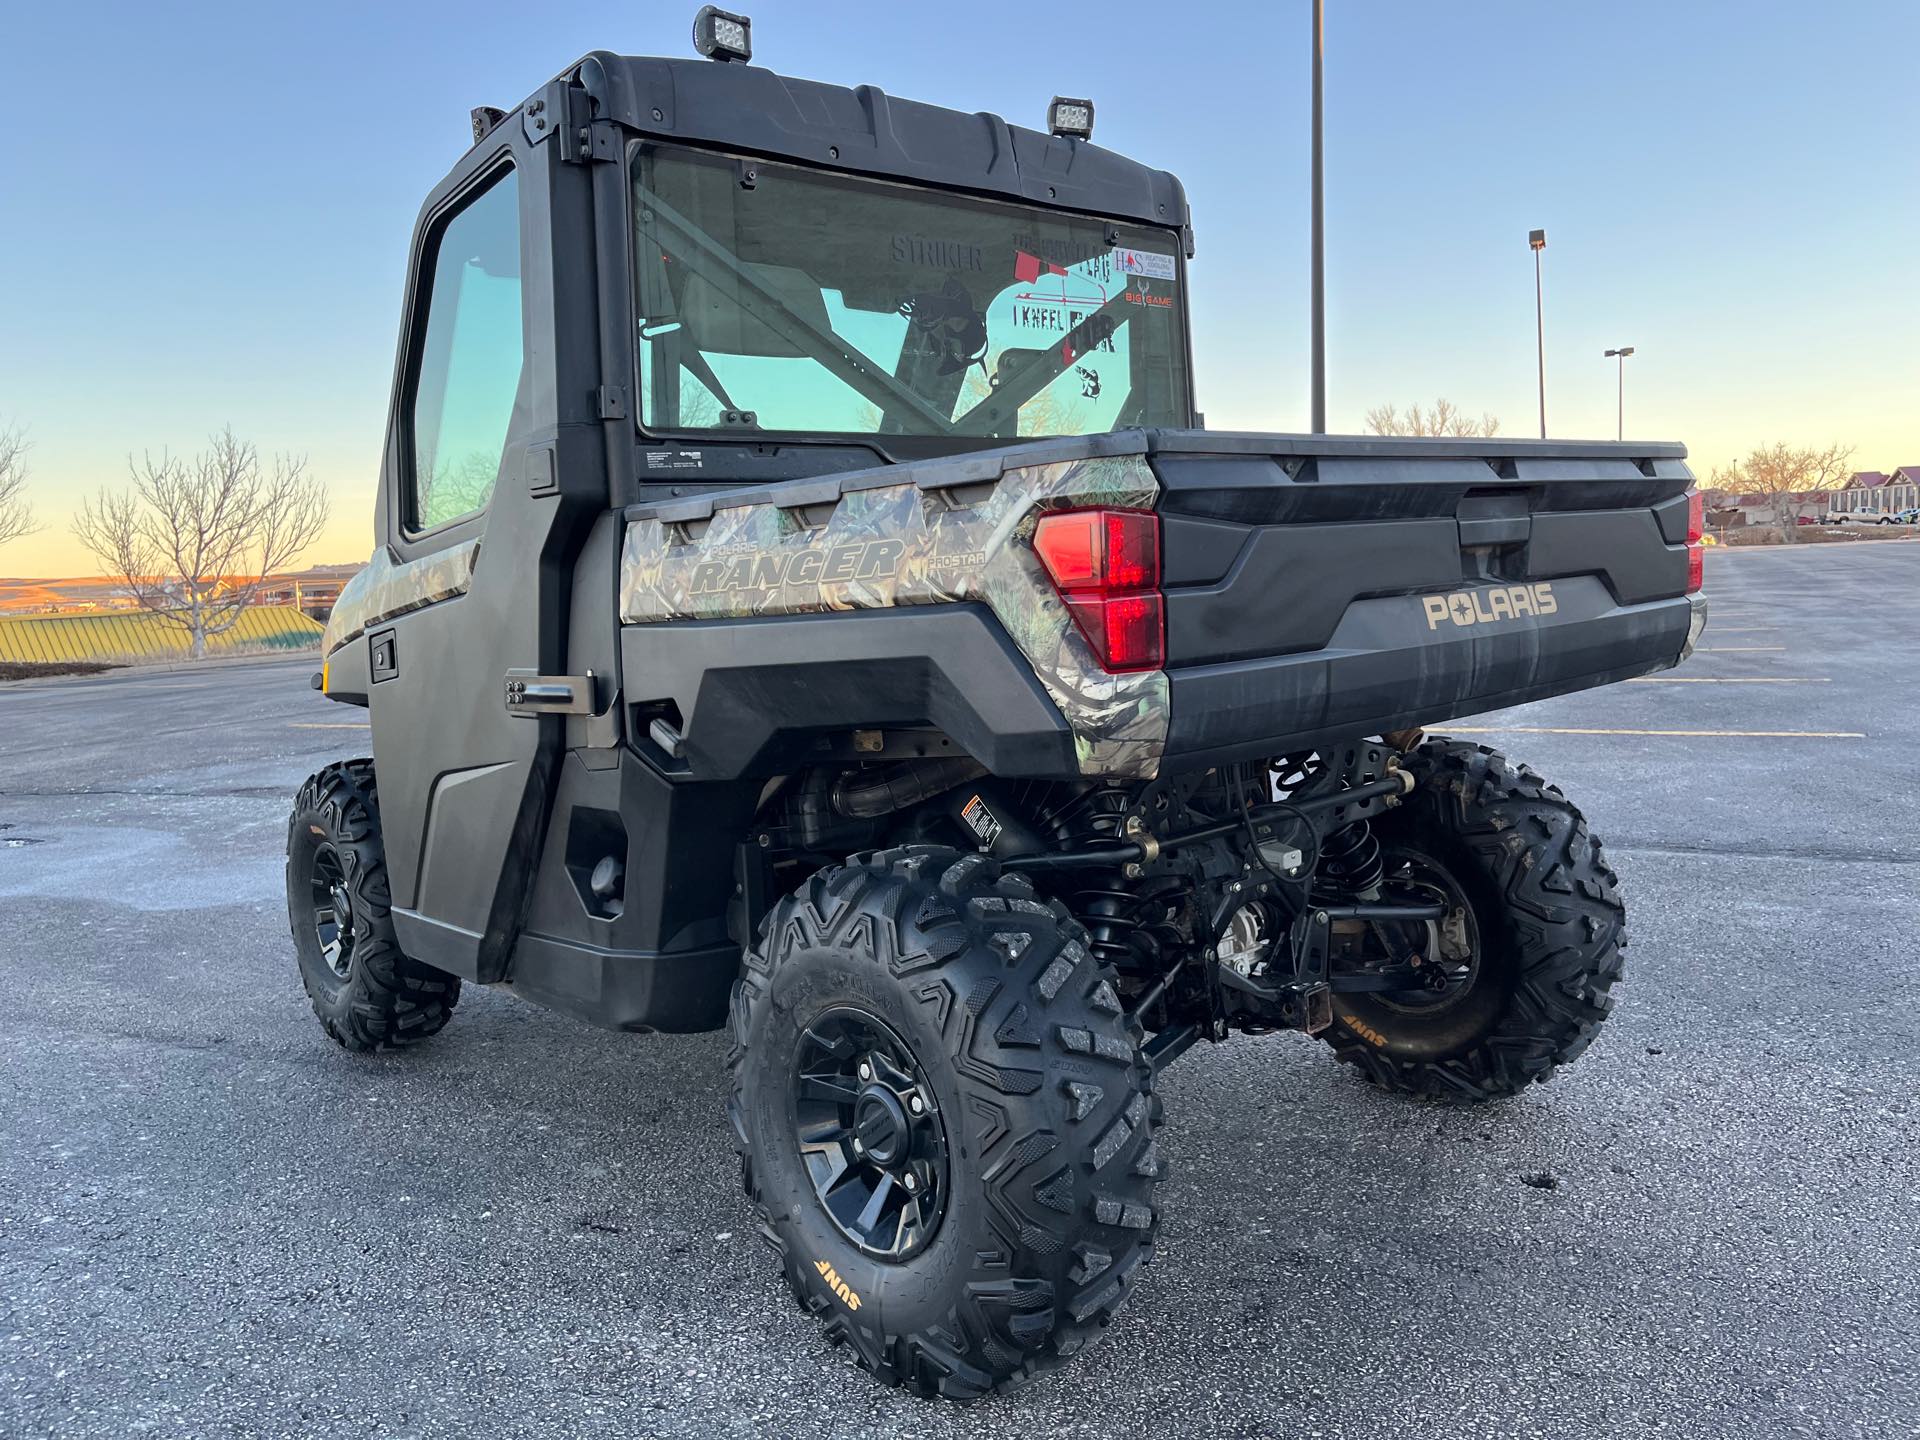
[2,542,1915,1439]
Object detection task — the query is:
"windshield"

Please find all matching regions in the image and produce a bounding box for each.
[632,146,1191,440]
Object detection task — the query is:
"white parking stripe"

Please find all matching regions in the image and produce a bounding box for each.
[1449,726,1864,739]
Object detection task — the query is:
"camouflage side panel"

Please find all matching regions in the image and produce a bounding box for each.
[321,541,481,655]
[620,454,1169,777]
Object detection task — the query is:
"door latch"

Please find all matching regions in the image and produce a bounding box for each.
[504,670,596,715]
[370,629,398,683]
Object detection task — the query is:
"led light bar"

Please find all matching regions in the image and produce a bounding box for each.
[1047,96,1095,140]
[693,6,752,63]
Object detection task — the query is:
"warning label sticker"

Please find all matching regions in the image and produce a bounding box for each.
[644,450,704,471]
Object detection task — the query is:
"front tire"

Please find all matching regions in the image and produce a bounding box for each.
[286,759,459,1050]
[729,847,1163,1400]
[1322,740,1626,1101]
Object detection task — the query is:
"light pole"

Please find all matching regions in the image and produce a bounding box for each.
[1604,346,1635,441]
[1309,0,1326,433]
[1529,228,1547,438]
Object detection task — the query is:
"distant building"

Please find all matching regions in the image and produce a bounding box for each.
[1704,488,1832,527]
[1705,466,1920,528]
[1828,467,1920,518]
[0,576,140,614]
[252,563,365,621]
[0,561,365,619]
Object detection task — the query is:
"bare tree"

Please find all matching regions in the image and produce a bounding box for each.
[0,423,37,548]
[1364,398,1502,438]
[72,427,329,657]
[1703,464,1745,541]
[1712,441,1855,542]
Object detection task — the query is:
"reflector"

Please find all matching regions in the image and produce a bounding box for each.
[1686,489,1705,593]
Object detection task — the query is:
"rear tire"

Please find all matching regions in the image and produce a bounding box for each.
[729,846,1163,1400]
[286,759,459,1051]
[1321,739,1626,1101]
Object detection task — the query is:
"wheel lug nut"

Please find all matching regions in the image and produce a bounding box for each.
[908,1094,924,1114]
[903,1173,917,1191]
[851,1137,864,1153]
[857,1062,872,1081]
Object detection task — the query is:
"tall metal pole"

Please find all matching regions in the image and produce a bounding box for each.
[1616,351,1624,440]
[1309,0,1326,433]
[1530,233,1547,439]
[1604,346,1634,441]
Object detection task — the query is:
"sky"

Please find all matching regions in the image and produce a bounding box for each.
[1,0,1915,575]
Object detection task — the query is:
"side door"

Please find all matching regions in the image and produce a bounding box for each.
[366,134,603,982]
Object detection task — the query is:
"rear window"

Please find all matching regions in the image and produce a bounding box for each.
[632,146,1190,441]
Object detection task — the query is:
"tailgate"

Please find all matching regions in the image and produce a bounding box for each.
[1144,432,1704,766]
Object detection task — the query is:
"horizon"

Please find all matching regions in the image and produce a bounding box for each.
[2,0,1914,577]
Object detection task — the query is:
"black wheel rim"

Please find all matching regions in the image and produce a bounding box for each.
[1367,847,1481,1012]
[309,844,355,980]
[790,1007,950,1262]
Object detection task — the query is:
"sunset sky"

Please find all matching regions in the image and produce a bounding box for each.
[2,0,1914,576]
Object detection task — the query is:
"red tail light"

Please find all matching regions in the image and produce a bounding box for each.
[1033,508,1165,672]
[1686,489,1705,593]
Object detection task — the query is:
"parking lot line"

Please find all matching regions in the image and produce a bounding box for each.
[1695,646,1785,652]
[1450,726,1865,738]
[1624,676,1828,684]
[289,722,371,729]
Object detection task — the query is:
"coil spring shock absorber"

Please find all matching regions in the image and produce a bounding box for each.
[1075,882,1146,968]
[1316,817,1384,900]
[1020,783,1169,970]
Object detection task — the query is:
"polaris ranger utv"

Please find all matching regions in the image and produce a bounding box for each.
[288,12,1707,1400]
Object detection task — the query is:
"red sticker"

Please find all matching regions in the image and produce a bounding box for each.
[1014,250,1066,285]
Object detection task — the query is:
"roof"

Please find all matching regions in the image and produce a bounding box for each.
[1718,490,1833,506]
[554,53,1191,246]
[1895,467,1920,485]
[1849,471,1889,487]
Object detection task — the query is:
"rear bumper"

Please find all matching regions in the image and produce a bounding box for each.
[1162,583,1697,768]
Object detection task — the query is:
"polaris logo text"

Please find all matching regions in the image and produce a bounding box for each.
[688,540,905,594]
[1421,582,1558,630]
[814,1259,862,1311]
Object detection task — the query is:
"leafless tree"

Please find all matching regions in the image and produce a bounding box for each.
[0,423,38,549]
[1714,441,1855,542]
[72,427,330,657]
[1364,398,1502,438]
[416,448,500,530]
[1703,466,1745,540]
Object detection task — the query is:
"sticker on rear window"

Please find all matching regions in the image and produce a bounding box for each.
[1113,248,1176,282]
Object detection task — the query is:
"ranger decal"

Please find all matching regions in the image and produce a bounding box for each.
[689,539,906,594]
[620,454,1170,778]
